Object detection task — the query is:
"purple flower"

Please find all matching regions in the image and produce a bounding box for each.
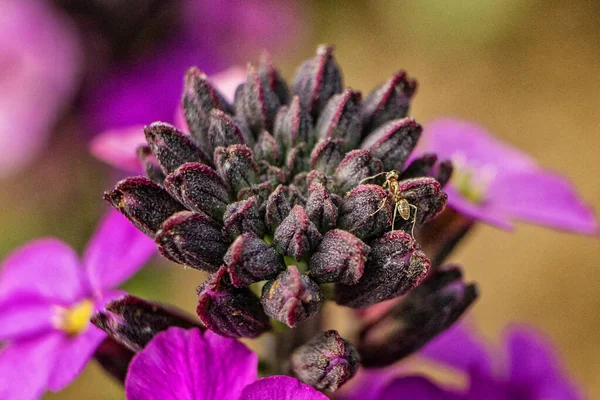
[418,118,598,233]
[337,323,582,400]
[0,210,155,400]
[86,0,302,132]
[125,326,328,400]
[0,0,81,177]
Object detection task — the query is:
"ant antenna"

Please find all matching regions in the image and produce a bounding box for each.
[359,171,388,185]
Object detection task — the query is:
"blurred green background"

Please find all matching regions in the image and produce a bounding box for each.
[1,0,598,398]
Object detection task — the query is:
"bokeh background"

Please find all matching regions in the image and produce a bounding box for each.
[1,0,599,398]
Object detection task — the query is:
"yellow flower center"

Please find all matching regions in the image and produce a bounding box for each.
[53,299,94,336]
[450,153,496,205]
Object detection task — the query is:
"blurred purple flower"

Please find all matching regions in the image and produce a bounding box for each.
[0,0,81,177]
[91,66,246,172]
[87,0,302,132]
[337,323,582,400]
[419,119,598,233]
[0,210,154,400]
[126,326,328,400]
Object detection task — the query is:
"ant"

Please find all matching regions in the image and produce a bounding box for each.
[359,170,418,237]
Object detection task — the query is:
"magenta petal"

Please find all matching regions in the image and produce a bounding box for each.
[0,332,62,400]
[421,119,536,170]
[420,323,492,376]
[240,376,328,400]
[490,171,598,234]
[0,239,85,304]
[506,326,583,400]
[90,125,146,172]
[445,186,514,230]
[83,210,155,293]
[126,327,257,400]
[47,326,106,391]
[0,296,54,340]
[379,376,463,400]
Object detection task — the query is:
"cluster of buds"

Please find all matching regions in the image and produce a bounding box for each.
[103,45,477,391]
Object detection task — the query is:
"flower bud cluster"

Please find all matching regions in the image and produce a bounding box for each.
[105,45,452,335]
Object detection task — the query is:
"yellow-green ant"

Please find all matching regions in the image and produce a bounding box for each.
[359,170,418,237]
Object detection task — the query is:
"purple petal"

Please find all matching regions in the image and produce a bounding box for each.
[506,325,582,399]
[47,326,107,391]
[490,171,598,234]
[83,210,155,293]
[0,239,85,304]
[445,187,514,230]
[421,119,536,171]
[0,332,62,400]
[240,376,328,400]
[379,376,463,400]
[420,322,492,376]
[0,296,54,341]
[90,125,146,172]
[126,327,257,400]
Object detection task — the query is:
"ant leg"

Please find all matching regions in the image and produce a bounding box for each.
[359,171,388,185]
[409,204,418,237]
[369,197,388,217]
[392,202,399,232]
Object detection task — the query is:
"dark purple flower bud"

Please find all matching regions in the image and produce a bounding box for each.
[274,205,322,260]
[337,184,392,241]
[254,130,282,166]
[104,176,186,238]
[286,142,310,175]
[358,264,478,367]
[214,144,258,195]
[94,337,134,383]
[265,184,292,231]
[274,96,314,149]
[310,138,345,176]
[360,118,422,171]
[290,330,360,392]
[208,109,250,152]
[261,265,323,327]
[224,233,285,287]
[393,177,447,232]
[258,51,290,105]
[399,153,438,180]
[183,66,233,154]
[309,229,369,285]
[136,145,166,184]
[400,154,454,189]
[292,44,343,120]
[305,183,338,233]
[235,64,280,134]
[333,149,383,194]
[316,88,362,150]
[222,196,266,239]
[197,267,271,338]
[434,159,453,188]
[335,231,430,308]
[361,70,417,133]
[155,211,229,272]
[305,170,329,188]
[164,162,230,220]
[288,184,307,207]
[144,122,211,173]
[237,180,273,204]
[92,295,203,352]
